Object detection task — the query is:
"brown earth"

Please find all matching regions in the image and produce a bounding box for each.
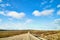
[0,30,60,40]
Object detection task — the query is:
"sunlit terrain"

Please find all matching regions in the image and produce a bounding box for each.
[0,0,60,40]
[0,30,60,40]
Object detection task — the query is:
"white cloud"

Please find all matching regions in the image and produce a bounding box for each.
[41,9,54,16]
[0,11,5,15]
[32,10,41,16]
[21,19,33,29]
[32,9,54,16]
[5,3,11,6]
[7,11,25,19]
[41,1,47,5]
[0,23,24,30]
[43,19,60,30]
[25,19,33,24]
[48,19,60,30]
[54,19,60,25]
[0,11,26,19]
[53,19,60,29]
[0,19,33,30]
[43,5,51,9]
[0,3,11,7]
[57,4,60,8]
[57,10,60,15]
[0,0,2,2]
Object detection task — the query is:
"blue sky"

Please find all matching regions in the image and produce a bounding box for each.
[0,0,60,30]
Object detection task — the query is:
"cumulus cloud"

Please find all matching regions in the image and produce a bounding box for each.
[57,10,60,15]
[57,4,60,8]
[32,10,41,16]
[0,11,5,15]
[7,11,25,19]
[32,9,54,16]
[0,11,26,19]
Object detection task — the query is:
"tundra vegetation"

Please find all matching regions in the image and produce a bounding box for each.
[0,30,60,40]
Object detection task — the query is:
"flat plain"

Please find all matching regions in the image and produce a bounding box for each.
[0,30,60,40]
